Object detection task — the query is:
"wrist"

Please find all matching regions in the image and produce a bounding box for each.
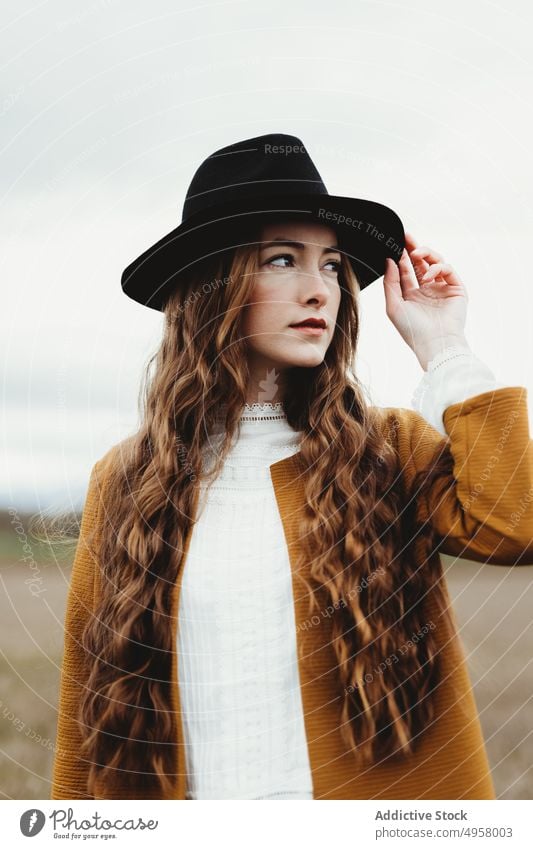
[415,336,471,371]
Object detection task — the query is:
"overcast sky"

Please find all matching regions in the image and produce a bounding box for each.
[2,0,532,510]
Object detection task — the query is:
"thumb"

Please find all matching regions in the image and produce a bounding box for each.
[382,257,403,311]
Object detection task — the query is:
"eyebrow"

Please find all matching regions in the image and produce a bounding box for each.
[259,238,341,254]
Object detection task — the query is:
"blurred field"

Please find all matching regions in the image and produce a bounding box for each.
[1,512,532,800]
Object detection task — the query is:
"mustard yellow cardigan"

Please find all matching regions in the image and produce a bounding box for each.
[51,386,533,800]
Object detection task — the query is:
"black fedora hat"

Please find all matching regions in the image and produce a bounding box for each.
[121,133,405,311]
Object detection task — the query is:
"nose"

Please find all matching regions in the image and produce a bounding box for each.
[299,263,331,306]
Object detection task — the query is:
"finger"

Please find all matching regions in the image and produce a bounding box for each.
[410,245,444,264]
[382,257,405,311]
[398,247,419,295]
[402,231,430,282]
[404,231,418,250]
[420,261,463,287]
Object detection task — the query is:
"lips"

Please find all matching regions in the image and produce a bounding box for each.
[289,317,327,328]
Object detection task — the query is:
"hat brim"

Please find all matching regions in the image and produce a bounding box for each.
[121,193,405,311]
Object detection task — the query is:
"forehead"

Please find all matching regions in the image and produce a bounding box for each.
[257,217,338,247]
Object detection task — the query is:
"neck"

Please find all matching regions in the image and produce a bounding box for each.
[244,354,287,405]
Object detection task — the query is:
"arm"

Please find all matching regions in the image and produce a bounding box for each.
[50,458,106,799]
[395,386,533,566]
[383,234,533,565]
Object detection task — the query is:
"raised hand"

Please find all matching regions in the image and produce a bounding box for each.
[383,231,470,370]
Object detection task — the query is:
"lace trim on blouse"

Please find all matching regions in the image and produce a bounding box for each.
[214,400,288,423]
[240,401,286,422]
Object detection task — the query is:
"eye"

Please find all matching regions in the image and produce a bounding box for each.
[261,253,341,273]
[264,253,295,268]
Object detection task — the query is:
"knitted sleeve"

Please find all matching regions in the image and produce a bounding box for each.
[394,386,533,566]
[50,458,106,799]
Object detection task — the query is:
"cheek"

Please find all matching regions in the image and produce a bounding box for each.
[243,285,286,334]
[244,304,281,337]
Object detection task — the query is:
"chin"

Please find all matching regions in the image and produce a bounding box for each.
[284,349,326,368]
[251,341,327,369]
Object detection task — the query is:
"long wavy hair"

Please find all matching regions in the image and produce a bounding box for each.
[78,225,457,798]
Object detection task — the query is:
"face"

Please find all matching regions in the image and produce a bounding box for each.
[241,219,342,390]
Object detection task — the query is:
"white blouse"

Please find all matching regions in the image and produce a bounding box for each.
[411,344,507,434]
[177,347,505,800]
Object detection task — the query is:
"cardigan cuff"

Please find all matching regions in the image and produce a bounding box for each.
[411,348,508,435]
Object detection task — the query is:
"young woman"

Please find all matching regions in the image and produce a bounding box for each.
[51,134,533,801]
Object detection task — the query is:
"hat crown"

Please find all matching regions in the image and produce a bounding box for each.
[121,131,405,311]
[182,133,328,221]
